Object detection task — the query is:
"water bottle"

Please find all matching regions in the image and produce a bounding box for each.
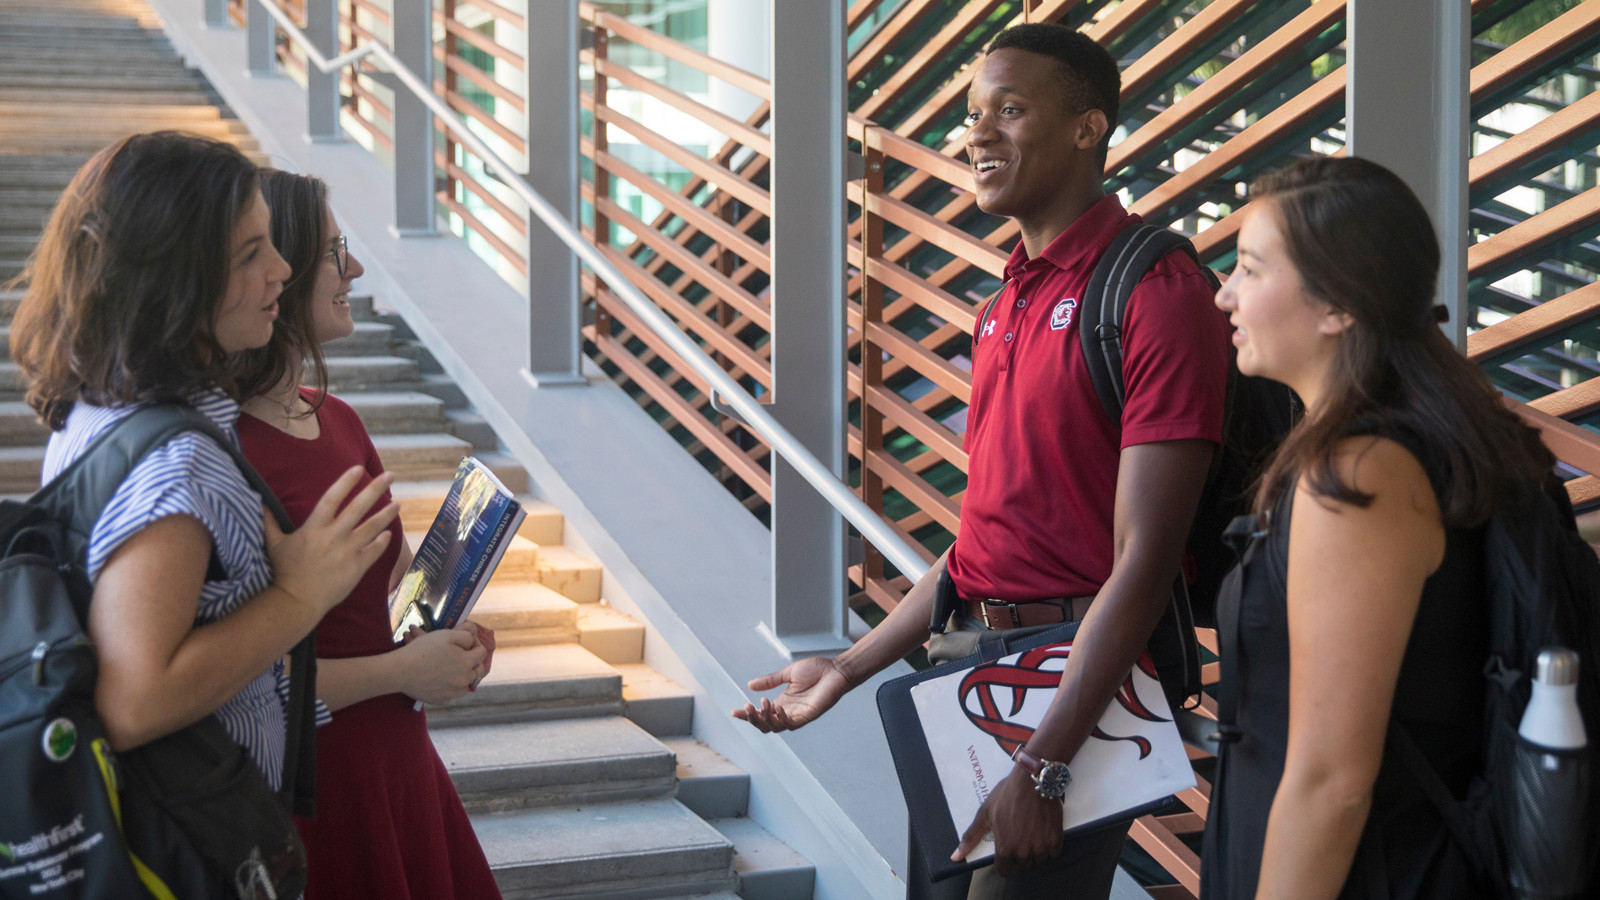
[1508,648,1592,900]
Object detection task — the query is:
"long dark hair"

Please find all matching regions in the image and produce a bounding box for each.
[229,170,331,405]
[1252,156,1552,526]
[10,131,262,430]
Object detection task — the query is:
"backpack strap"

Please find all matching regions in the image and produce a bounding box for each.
[35,404,318,817]
[1079,222,1215,422]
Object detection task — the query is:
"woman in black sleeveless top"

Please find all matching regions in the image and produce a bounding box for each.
[1198,157,1555,899]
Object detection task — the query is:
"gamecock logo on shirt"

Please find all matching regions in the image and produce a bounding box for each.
[1050,298,1078,331]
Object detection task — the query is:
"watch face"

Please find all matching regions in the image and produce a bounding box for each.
[1036,762,1071,800]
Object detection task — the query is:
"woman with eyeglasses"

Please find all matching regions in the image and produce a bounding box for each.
[232,170,501,899]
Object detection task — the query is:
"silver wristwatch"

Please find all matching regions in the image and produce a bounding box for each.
[1012,745,1071,801]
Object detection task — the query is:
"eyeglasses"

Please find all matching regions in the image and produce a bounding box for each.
[330,234,349,276]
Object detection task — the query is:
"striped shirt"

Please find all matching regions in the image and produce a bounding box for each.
[43,389,327,789]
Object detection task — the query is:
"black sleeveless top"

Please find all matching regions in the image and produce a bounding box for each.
[1200,433,1492,899]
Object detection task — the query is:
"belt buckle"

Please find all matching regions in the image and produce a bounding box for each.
[980,599,1021,629]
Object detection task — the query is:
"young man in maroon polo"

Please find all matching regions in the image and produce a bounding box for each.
[736,23,1230,900]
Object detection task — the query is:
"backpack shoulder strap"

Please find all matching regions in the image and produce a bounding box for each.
[35,403,317,815]
[1080,223,1214,422]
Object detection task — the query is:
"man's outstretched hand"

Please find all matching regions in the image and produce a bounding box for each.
[733,656,852,733]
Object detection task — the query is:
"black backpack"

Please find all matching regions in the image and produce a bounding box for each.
[0,404,316,900]
[975,222,1299,705]
[1385,478,1600,898]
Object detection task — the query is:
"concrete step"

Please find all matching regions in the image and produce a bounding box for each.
[0,88,213,108]
[320,319,394,356]
[577,603,645,665]
[0,72,212,92]
[402,527,539,584]
[534,543,603,604]
[392,482,562,544]
[0,57,197,78]
[468,581,578,646]
[0,189,67,211]
[0,400,47,447]
[0,361,25,394]
[664,738,750,821]
[0,115,248,141]
[446,408,499,451]
[0,47,181,66]
[713,818,815,900]
[0,260,24,282]
[0,445,44,493]
[0,133,259,156]
[323,354,420,390]
[416,372,470,409]
[338,390,447,435]
[619,663,695,737]
[424,643,621,728]
[370,432,473,479]
[471,799,735,900]
[0,208,50,235]
[434,716,675,813]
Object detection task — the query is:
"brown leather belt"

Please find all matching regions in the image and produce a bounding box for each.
[963,595,1093,629]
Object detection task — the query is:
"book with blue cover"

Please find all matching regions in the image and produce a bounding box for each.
[388,456,526,643]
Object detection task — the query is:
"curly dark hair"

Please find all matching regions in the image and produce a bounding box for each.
[984,23,1120,165]
[10,131,261,430]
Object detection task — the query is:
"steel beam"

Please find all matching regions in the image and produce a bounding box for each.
[1348,0,1471,348]
[391,0,436,236]
[246,0,275,75]
[765,0,850,656]
[304,0,339,142]
[521,0,584,385]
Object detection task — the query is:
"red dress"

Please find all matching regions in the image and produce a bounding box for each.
[239,390,501,900]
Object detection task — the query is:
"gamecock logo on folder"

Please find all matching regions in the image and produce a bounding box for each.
[957,642,1169,759]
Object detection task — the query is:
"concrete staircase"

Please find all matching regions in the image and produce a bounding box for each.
[0,1,815,897]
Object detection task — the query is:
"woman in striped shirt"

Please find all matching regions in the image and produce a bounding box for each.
[10,131,399,789]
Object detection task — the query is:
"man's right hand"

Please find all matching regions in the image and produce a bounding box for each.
[733,656,853,733]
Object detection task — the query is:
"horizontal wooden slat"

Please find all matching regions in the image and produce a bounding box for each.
[865,449,962,533]
[437,151,527,235]
[866,322,972,404]
[444,16,523,71]
[866,192,1008,278]
[1530,377,1600,421]
[598,58,773,158]
[592,193,771,331]
[587,4,770,100]
[853,0,1003,121]
[1506,396,1600,477]
[1119,0,1258,101]
[596,242,774,386]
[1567,475,1600,509]
[1468,184,1600,280]
[455,0,523,29]
[1108,0,1344,178]
[1131,816,1201,896]
[438,193,527,274]
[1468,1,1600,110]
[1469,90,1600,196]
[589,144,771,273]
[591,100,773,216]
[437,49,525,113]
[864,256,978,333]
[1131,66,1345,223]
[1467,280,1600,364]
[860,379,968,473]
[862,122,972,190]
[590,327,772,500]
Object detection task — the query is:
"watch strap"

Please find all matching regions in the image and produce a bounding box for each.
[1011,744,1047,776]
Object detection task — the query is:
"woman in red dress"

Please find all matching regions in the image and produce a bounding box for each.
[232,170,503,899]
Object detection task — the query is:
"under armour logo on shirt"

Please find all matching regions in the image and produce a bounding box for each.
[982,319,997,338]
[1050,298,1078,331]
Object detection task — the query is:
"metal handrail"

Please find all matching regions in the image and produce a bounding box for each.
[249,0,933,582]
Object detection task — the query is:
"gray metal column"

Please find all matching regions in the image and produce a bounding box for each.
[304,0,340,143]
[1347,0,1470,348]
[764,0,849,656]
[391,0,436,236]
[246,0,275,75]
[520,0,584,385]
[204,0,227,29]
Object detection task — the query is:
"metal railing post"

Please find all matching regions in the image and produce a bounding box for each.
[205,0,228,29]
[391,0,436,236]
[764,0,849,656]
[521,0,584,385]
[304,0,340,142]
[246,0,275,75]
[1347,0,1470,348]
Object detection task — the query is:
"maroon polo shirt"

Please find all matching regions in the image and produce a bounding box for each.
[946,194,1230,602]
